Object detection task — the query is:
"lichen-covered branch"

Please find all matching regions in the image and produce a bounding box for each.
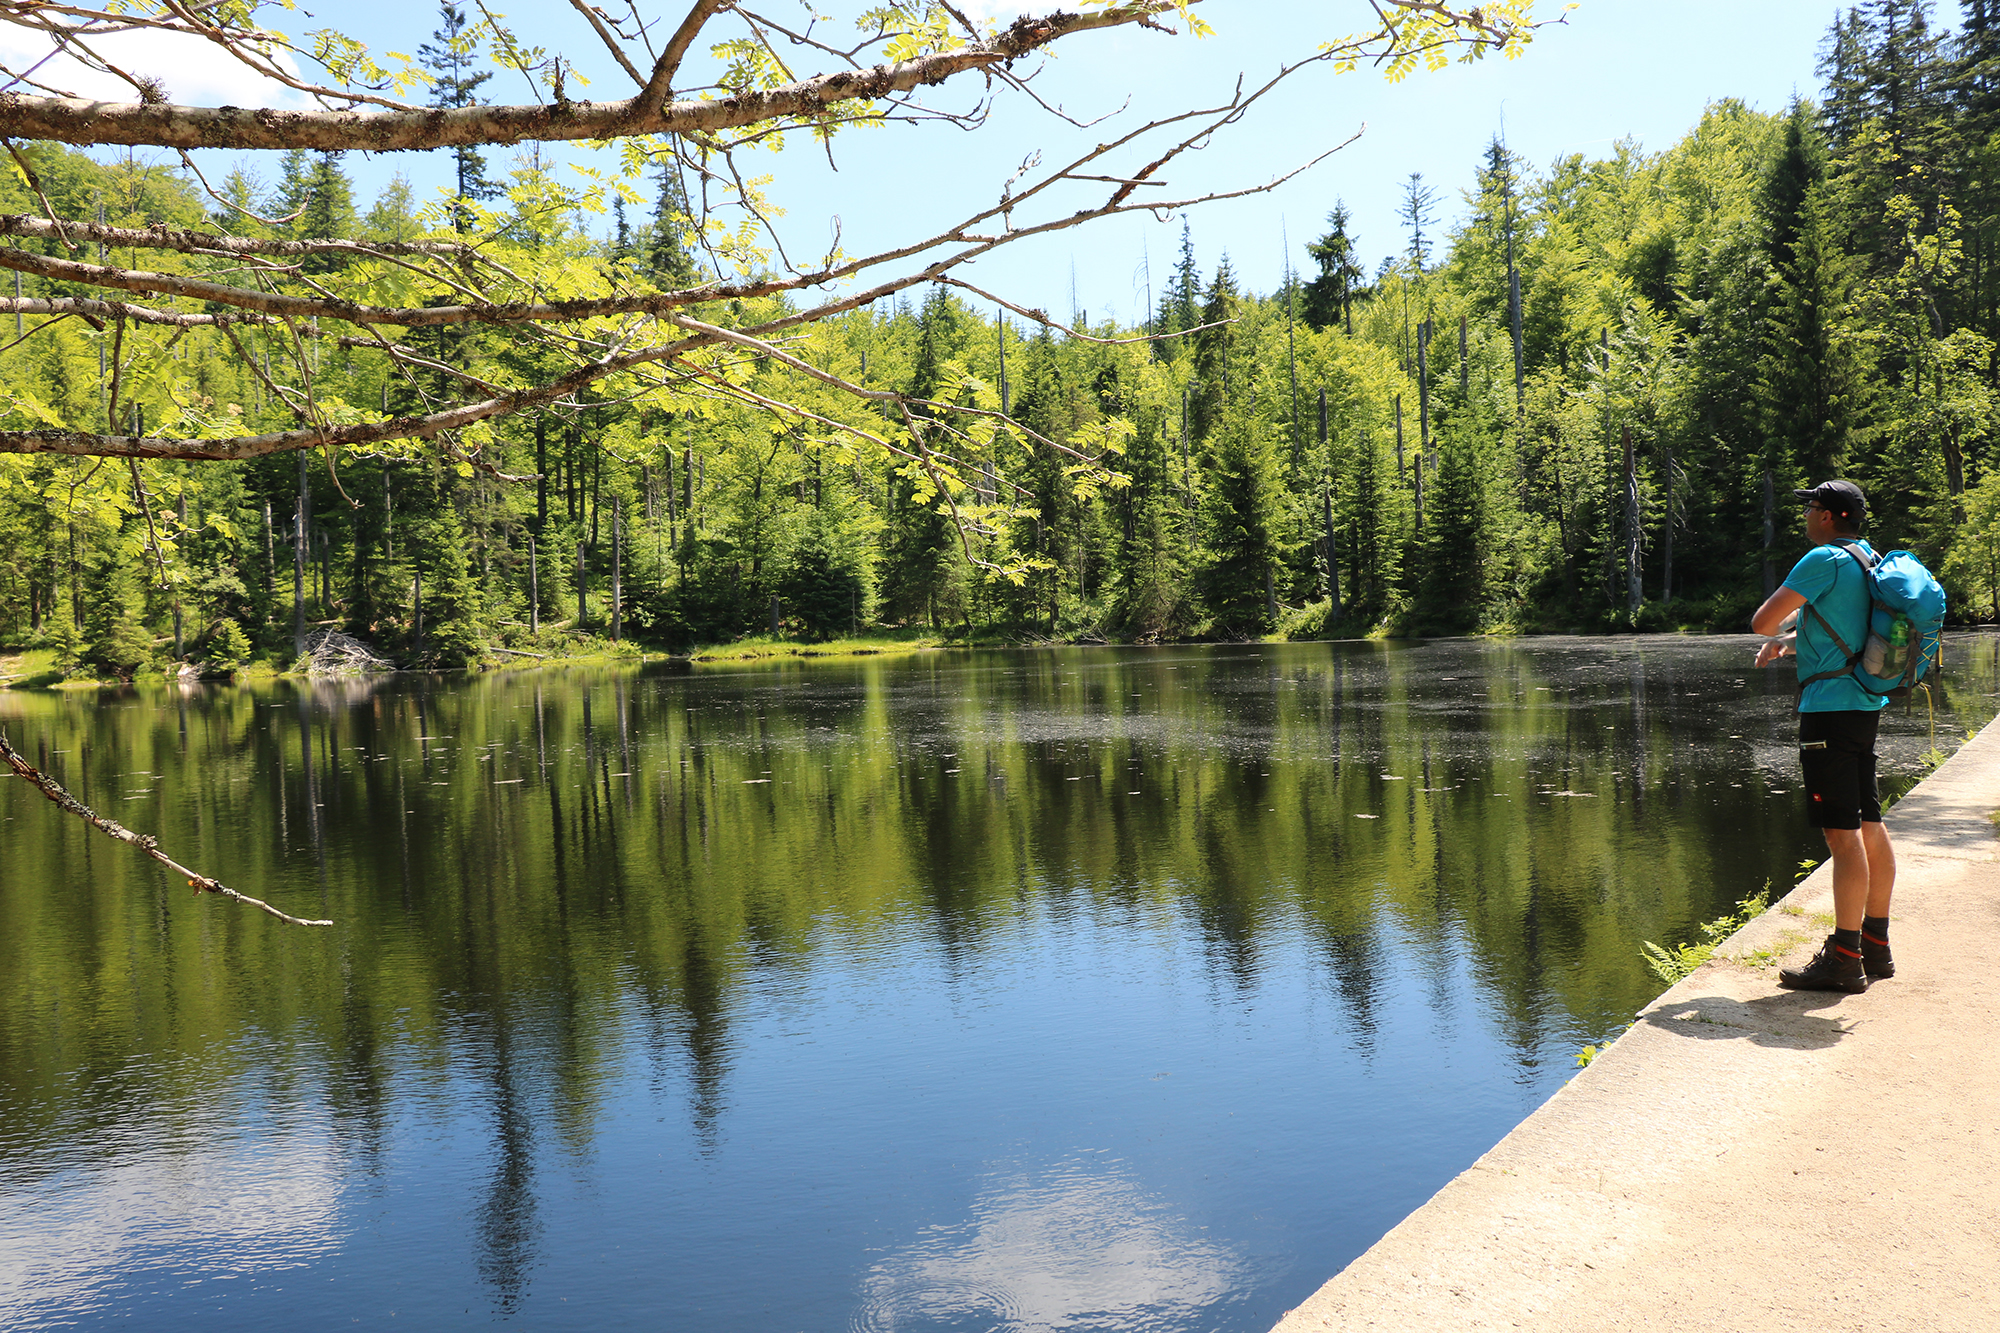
[0,726,333,927]
[0,6,1163,151]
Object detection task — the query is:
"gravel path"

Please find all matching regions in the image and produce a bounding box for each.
[1274,719,2000,1333]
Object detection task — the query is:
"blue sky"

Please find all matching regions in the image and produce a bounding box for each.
[10,2,1964,326]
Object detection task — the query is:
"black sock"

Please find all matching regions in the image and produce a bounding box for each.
[1833,927,1862,958]
[1862,915,1890,946]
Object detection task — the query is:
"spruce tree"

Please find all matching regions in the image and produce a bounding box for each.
[1160,221,1201,340]
[1756,108,1857,484]
[1302,203,1364,333]
[1189,258,1239,444]
[81,545,152,678]
[1416,438,1484,627]
[647,162,697,287]
[418,501,485,664]
[879,288,967,626]
[285,152,356,275]
[1198,411,1282,632]
[418,2,500,229]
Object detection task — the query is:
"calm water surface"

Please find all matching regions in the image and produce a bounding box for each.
[5,635,1998,1331]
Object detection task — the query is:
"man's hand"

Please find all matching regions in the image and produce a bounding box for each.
[1755,634,1795,668]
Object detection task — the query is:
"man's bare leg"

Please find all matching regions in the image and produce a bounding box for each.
[1860,819,1895,918]
[1823,826,1870,931]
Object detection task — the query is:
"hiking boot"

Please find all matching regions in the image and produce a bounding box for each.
[1779,936,1870,994]
[1861,930,1895,980]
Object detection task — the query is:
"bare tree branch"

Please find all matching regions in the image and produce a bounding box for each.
[567,0,649,86]
[0,726,334,927]
[641,0,735,110]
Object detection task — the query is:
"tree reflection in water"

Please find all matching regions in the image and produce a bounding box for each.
[3,635,1997,1331]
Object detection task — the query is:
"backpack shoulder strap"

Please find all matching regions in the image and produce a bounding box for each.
[1795,542,1870,686]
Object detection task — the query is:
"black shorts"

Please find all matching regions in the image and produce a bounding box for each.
[1798,710,1882,830]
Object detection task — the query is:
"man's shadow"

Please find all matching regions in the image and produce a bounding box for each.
[1640,991,1860,1049]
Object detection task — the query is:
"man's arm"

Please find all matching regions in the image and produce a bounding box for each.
[1752,585,1807,668]
[1751,585,1807,636]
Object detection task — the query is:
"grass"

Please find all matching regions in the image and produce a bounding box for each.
[1732,928,1812,968]
[682,631,952,663]
[0,648,66,689]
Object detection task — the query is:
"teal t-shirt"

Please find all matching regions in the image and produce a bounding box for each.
[1783,541,1889,714]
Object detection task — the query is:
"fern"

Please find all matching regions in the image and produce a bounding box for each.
[1640,886,1772,986]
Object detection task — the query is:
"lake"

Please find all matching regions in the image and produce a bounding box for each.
[4,634,1996,1331]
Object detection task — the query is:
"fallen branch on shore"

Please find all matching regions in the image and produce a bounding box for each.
[0,726,332,927]
[303,627,395,676]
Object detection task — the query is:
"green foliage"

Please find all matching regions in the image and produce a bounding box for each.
[80,551,153,679]
[417,505,485,666]
[204,619,252,671]
[12,8,2000,657]
[1639,886,1773,987]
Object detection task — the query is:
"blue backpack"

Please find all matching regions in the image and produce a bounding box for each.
[1800,541,1946,700]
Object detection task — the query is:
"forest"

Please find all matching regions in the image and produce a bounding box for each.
[6,0,2000,675]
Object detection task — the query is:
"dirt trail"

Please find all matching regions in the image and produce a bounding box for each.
[1274,722,2000,1333]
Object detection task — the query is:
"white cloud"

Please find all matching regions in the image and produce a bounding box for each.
[0,24,305,107]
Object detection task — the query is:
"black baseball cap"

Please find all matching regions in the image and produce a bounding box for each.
[1793,479,1867,520]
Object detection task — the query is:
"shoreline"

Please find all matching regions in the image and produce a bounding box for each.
[7,623,2000,690]
[1271,722,2000,1333]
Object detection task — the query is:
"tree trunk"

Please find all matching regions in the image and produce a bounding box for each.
[1323,474,1341,623]
[535,415,548,535]
[1394,394,1406,480]
[1416,318,1432,456]
[293,453,307,656]
[1624,425,1642,619]
[1762,469,1777,598]
[1661,437,1676,602]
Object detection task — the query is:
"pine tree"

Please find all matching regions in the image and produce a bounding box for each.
[1189,258,1239,444]
[418,1,500,230]
[1159,220,1201,341]
[1198,411,1282,632]
[1399,173,1440,274]
[647,161,697,287]
[283,151,357,274]
[418,500,485,664]
[1756,106,1858,484]
[1302,202,1364,333]
[1416,437,1484,627]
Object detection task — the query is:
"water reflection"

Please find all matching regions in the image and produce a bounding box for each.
[0,1127,342,1326]
[3,634,1999,1331]
[855,1158,1244,1333]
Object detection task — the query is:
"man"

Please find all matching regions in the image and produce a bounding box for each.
[1751,479,1895,993]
